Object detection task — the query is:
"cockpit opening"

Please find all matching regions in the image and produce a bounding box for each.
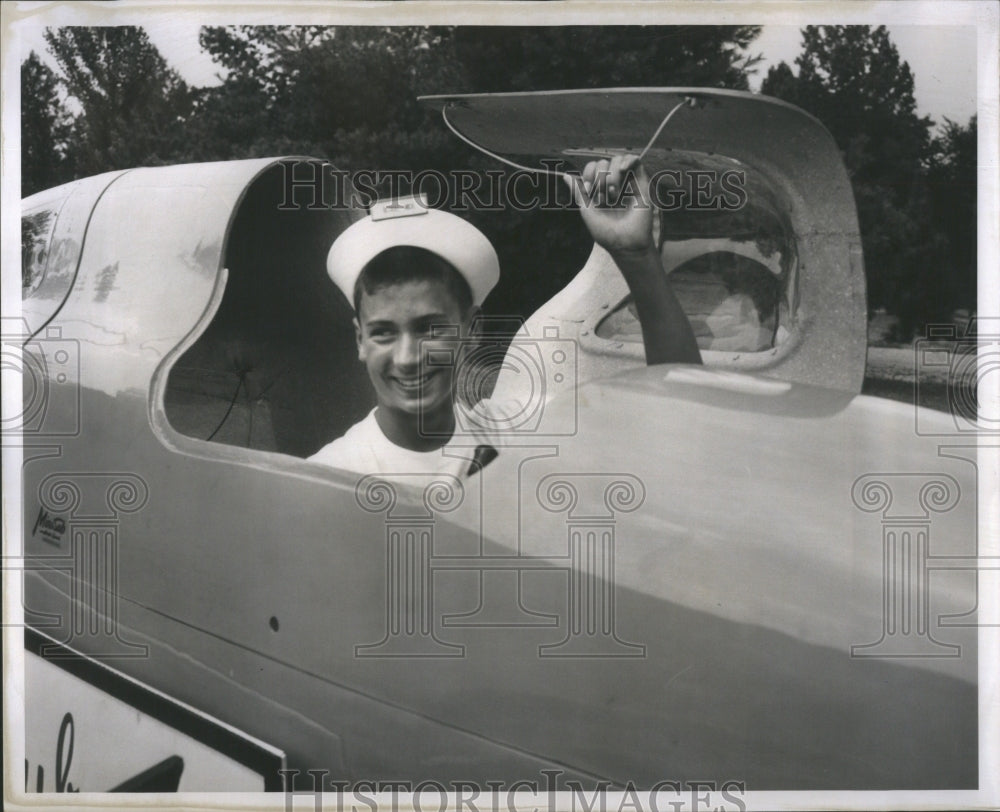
[163,162,370,458]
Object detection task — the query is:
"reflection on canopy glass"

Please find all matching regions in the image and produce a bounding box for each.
[596,148,798,356]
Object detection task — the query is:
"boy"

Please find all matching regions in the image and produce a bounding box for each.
[309,155,701,477]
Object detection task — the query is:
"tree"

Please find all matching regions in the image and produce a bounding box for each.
[191,26,464,168]
[43,27,193,175]
[21,51,73,195]
[454,25,762,92]
[762,26,951,337]
[758,61,799,107]
[927,116,977,314]
[789,26,931,188]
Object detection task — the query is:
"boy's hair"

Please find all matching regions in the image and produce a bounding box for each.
[353,246,474,315]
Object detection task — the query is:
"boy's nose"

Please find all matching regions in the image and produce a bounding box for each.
[393,332,421,369]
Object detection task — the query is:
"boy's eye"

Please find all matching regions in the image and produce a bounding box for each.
[420,321,458,337]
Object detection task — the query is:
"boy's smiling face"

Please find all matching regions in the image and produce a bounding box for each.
[355,278,475,426]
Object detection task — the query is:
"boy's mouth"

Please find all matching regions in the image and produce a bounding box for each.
[391,371,436,393]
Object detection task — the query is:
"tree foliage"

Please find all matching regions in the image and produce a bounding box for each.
[453,26,762,92]
[927,116,977,313]
[43,27,192,175]
[786,26,931,188]
[21,51,73,195]
[762,25,974,337]
[161,27,464,179]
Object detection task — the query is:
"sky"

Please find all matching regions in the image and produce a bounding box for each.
[18,21,980,129]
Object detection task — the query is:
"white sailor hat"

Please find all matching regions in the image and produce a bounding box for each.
[327,195,499,308]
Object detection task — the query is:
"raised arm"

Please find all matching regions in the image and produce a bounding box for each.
[566,155,702,366]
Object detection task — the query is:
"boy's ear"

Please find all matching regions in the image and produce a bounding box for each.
[353,317,365,360]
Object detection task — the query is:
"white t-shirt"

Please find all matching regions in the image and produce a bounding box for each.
[308,398,522,480]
